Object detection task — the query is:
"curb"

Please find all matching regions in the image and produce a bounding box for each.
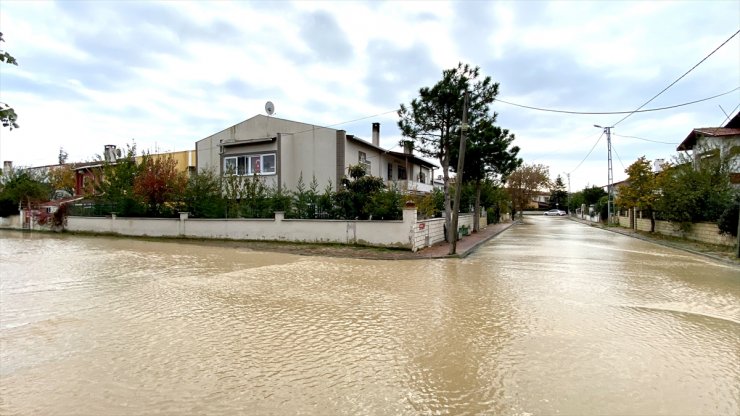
[414,222,518,260]
[457,221,518,259]
[568,217,739,267]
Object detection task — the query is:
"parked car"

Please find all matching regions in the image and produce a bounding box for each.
[544,209,566,216]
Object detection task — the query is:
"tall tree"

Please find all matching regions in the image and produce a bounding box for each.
[450,116,521,231]
[507,163,550,220]
[655,153,733,225]
[0,32,19,130]
[183,169,225,218]
[48,165,76,195]
[134,153,188,216]
[549,175,568,210]
[0,168,49,215]
[95,144,144,216]
[398,63,498,241]
[616,156,659,232]
[582,186,607,206]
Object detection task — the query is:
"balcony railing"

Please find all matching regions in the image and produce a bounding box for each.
[387,180,434,194]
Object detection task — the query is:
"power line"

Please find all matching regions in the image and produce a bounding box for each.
[612,29,740,127]
[494,87,739,115]
[281,84,738,139]
[611,142,626,171]
[569,131,604,174]
[288,109,399,136]
[719,102,740,125]
[612,133,679,145]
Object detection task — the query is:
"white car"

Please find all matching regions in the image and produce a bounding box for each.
[544,209,566,216]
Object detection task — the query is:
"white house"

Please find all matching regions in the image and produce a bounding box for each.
[677,111,740,185]
[196,115,437,193]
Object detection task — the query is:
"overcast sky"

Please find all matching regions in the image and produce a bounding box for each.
[1,0,738,191]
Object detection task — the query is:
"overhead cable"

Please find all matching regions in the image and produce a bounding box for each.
[611,143,627,171]
[569,131,604,174]
[611,29,740,127]
[493,87,739,115]
[289,109,399,136]
[611,133,679,145]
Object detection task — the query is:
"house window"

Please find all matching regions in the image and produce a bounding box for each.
[387,163,393,180]
[262,154,276,174]
[238,156,247,175]
[398,165,407,180]
[225,157,237,174]
[358,151,370,173]
[224,153,277,176]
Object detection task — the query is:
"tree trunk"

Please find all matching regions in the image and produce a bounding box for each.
[649,209,655,233]
[442,155,453,243]
[473,180,481,232]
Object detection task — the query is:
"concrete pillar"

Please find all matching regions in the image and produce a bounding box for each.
[179,212,188,236]
[110,213,117,234]
[403,201,418,251]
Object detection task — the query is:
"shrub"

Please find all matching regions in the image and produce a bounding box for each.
[717,193,739,237]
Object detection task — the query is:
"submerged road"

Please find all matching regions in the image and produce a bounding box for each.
[1,217,738,415]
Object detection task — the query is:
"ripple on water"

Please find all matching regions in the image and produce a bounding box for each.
[1,228,738,415]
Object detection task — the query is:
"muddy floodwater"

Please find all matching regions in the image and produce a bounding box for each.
[1,217,738,415]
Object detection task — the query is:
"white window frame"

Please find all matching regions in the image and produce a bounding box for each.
[223,153,276,176]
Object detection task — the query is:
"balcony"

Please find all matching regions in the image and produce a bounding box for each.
[387,180,434,194]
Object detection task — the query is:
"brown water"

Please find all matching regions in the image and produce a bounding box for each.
[1,217,738,415]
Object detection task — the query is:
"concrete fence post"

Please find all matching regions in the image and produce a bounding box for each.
[403,201,418,251]
[179,212,188,236]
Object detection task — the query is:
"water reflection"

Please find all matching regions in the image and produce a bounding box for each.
[1,219,738,415]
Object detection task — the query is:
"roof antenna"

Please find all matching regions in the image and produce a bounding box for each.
[719,104,730,118]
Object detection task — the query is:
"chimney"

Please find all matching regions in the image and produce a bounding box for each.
[104,145,117,163]
[3,161,12,173]
[653,158,665,173]
[372,122,380,147]
[403,140,414,155]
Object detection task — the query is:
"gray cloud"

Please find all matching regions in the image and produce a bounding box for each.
[298,10,353,64]
[451,1,500,59]
[1,72,87,103]
[364,40,439,108]
[52,1,242,71]
[414,12,438,22]
[14,1,247,95]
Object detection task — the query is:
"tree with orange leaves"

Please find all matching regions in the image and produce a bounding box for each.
[134,153,187,216]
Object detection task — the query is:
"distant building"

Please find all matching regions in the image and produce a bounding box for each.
[71,146,196,196]
[527,191,550,209]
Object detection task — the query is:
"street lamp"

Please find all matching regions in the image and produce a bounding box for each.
[594,124,614,225]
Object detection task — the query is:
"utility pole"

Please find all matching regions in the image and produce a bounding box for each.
[566,172,571,215]
[450,91,469,255]
[595,125,614,225]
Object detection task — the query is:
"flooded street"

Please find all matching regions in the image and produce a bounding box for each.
[1,216,738,415]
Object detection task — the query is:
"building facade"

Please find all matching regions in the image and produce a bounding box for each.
[196,115,437,193]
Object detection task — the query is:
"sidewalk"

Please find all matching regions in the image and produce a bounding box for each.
[412,221,517,259]
[569,216,740,266]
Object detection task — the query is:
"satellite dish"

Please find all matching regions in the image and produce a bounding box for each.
[265,101,275,116]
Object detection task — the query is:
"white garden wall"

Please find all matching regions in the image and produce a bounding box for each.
[9,208,489,252]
